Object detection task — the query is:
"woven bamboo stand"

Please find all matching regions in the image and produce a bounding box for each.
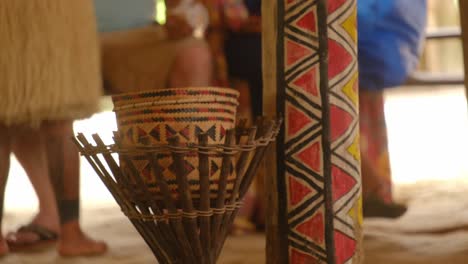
[73,118,281,264]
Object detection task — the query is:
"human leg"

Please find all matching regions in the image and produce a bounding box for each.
[359,90,393,201]
[360,89,406,218]
[224,32,265,230]
[0,126,11,255]
[361,155,407,218]
[6,127,60,250]
[44,121,107,257]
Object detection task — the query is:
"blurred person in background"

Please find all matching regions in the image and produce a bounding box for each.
[358,0,427,218]
[96,0,213,93]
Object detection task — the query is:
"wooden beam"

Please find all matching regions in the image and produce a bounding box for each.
[262,2,282,263]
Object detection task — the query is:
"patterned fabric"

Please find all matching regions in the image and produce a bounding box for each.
[359,90,392,202]
[203,0,262,86]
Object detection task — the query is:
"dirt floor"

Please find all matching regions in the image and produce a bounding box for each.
[3,179,468,263]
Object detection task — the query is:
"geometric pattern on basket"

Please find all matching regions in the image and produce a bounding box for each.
[210,160,220,177]
[121,123,231,146]
[168,159,196,176]
[124,153,236,201]
[328,1,362,263]
[150,125,161,141]
[195,125,217,142]
[115,97,239,204]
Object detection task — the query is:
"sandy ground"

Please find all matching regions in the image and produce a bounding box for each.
[3,179,468,264]
[2,86,468,263]
[1,205,266,264]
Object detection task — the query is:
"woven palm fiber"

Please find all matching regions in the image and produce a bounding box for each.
[112,87,239,109]
[0,0,102,127]
[112,87,239,202]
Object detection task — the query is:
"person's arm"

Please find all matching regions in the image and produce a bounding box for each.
[238,15,261,33]
[164,0,210,39]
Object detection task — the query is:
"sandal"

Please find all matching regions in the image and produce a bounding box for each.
[363,196,407,219]
[6,224,58,252]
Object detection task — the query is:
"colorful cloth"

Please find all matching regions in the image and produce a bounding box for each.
[358,0,427,90]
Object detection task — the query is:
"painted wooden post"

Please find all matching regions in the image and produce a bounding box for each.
[263,0,362,263]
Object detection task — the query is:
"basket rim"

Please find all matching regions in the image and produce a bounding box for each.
[112,87,240,104]
[113,97,239,112]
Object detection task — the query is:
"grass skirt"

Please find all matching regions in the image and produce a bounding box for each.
[0,0,102,127]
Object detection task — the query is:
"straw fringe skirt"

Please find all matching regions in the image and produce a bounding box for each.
[0,0,102,127]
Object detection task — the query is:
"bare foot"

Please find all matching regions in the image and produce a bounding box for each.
[57,221,107,257]
[0,238,9,257]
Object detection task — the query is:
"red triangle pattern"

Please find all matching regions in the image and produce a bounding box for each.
[141,163,152,182]
[328,0,347,14]
[220,125,226,141]
[287,104,314,137]
[290,248,320,264]
[286,39,314,67]
[297,141,322,173]
[295,211,325,245]
[288,174,314,207]
[329,104,353,142]
[286,0,295,5]
[334,231,356,264]
[137,127,146,137]
[179,125,191,140]
[292,66,319,97]
[332,165,357,202]
[295,8,317,33]
[328,39,353,80]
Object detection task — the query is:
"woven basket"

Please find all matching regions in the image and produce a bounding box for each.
[112,87,239,202]
[73,119,281,264]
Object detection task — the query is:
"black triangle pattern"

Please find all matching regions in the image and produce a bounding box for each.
[149,125,161,141]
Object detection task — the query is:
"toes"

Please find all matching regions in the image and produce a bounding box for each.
[91,240,108,254]
[0,240,9,257]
